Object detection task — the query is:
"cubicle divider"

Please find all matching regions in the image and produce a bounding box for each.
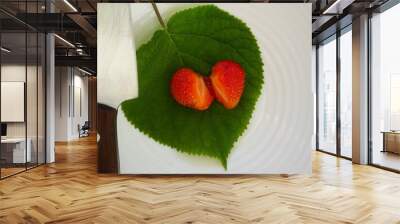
[0,1,47,179]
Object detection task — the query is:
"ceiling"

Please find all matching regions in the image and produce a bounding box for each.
[0,0,392,74]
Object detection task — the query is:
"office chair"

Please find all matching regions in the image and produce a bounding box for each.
[79,121,90,138]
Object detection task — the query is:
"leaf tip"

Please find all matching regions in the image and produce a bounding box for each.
[219,157,228,170]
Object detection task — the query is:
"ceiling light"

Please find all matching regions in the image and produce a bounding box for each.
[63,0,78,12]
[1,47,11,53]
[54,34,75,48]
[323,0,342,14]
[78,67,93,76]
[76,48,85,55]
[322,0,355,15]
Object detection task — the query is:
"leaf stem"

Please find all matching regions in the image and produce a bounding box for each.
[151,2,166,29]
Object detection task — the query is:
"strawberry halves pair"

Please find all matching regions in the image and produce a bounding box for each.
[170,60,245,111]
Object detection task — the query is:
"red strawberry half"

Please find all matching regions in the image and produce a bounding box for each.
[170,68,214,111]
[210,60,245,109]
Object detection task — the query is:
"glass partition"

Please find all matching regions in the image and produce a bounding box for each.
[27,31,38,169]
[38,32,46,165]
[0,1,46,179]
[1,31,28,177]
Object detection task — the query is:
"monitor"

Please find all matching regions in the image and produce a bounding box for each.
[1,123,7,137]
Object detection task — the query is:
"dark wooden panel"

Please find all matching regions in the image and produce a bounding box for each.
[97,103,118,173]
[88,77,97,131]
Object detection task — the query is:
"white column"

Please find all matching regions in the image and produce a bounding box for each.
[46,32,55,163]
[352,14,369,164]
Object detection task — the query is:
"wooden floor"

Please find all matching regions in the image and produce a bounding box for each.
[372,150,400,171]
[1,136,400,223]
[1,167,26,178]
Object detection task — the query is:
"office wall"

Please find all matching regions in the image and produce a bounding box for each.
[55,67,70,141]
[73,73,89,137]
[54,67,89,141]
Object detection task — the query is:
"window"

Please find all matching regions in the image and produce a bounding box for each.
[340,28,352,158]
[316,26,353,159]
[390,74,400,130]
[371,3,400,171]
[317,36,337,154]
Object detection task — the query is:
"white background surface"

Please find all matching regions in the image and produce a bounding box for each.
[98,3,313,174]
[1,82,24,122]
[97,4,138,109]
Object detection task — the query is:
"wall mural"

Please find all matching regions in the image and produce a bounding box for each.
[98,3,313,174]
[121,5,263,169]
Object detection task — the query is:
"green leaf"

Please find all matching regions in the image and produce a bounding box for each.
[121,5,264,169]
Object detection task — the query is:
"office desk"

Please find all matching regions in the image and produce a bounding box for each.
[382,131,400,154]
[1,138,31,163]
